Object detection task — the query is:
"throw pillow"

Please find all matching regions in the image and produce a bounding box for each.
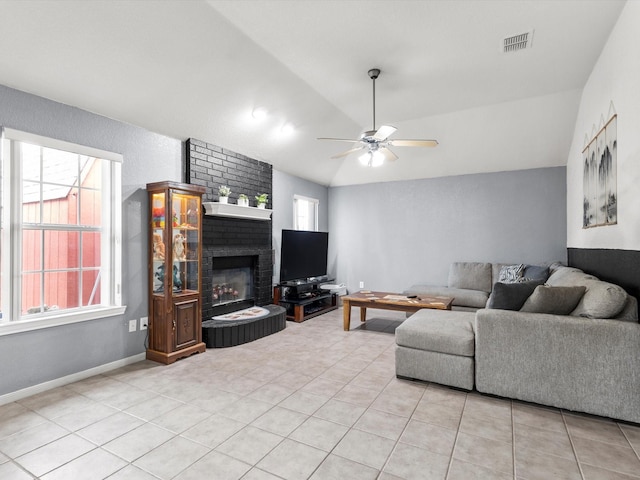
[448,262,493,293]
[487,279,545,310]
[520,285,587,315]
[498,264,525,283]
[523,265,550,282]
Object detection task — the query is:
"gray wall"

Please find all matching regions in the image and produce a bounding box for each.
[0,82,567,397]
[0,84,182,396]
[328,167,567,293]
[272,170,329,283]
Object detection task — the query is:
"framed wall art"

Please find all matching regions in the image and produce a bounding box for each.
[583,114,617,228]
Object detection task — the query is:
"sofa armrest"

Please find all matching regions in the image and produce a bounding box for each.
[475,309,640,423]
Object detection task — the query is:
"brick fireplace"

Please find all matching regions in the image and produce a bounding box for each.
[186,138,273,319]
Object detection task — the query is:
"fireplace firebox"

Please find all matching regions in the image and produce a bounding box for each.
[209,255,256,316]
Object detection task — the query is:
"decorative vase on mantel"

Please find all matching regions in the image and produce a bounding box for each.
[255,193,268,209]
[218,185,231,204]
[237,195,249,207]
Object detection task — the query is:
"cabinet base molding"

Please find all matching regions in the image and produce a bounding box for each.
[146,342,206,365]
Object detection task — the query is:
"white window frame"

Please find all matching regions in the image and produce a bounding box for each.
[0,127,125,335]
[293,194,319,231]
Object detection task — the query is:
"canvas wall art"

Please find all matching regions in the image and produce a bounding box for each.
[583,114,617,228]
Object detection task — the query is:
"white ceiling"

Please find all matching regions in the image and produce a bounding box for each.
[0,0,626,186]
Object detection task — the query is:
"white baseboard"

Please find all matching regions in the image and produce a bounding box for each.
[0,353,146,406]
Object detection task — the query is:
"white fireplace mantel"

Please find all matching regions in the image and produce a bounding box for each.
[202,202,272,221]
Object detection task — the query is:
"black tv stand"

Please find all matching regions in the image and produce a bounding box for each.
[273,278,337,322]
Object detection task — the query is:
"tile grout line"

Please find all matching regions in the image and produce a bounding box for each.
[374,377,427,480]
[511,399,517,480]
[313,351,397,479]
[284,334,403,479]
[563,410,640,479]
[619,423,640,462]
[562,410,588,480]
[443,390,469,480]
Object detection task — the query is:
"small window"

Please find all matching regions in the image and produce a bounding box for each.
[1,128,123,332]
[293,195,319,231]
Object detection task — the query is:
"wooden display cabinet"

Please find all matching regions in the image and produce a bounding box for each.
[146,181,206,364]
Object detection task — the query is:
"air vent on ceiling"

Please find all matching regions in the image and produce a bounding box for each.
[503,30,534,53]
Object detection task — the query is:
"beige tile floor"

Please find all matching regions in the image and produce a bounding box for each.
[1,308,639,480]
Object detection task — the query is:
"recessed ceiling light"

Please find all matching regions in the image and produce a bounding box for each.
[252,107,267,120]
[281,123,294,135]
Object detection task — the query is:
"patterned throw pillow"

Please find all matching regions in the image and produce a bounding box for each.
[498,264,525,284]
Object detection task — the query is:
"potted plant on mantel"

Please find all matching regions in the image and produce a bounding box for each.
[218,185,231,204]
[237,194,249,207]
[255,193,268,209]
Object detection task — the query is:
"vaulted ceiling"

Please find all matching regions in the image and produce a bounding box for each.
[0,0,626,186]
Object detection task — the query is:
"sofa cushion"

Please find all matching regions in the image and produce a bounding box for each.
[497,264,525,283]
[547,267,628,319]
[523,264,550,282]
[405,285,489,309]
[396,309,476,357]
[520,285,586,315]
[487,280,545,310]
[448,262,492,293]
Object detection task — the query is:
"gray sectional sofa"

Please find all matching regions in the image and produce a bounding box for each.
[404,261,552,311]
[396,262,640,423]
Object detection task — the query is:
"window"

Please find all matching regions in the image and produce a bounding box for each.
[1,128,123,334]
[293,195,319,231]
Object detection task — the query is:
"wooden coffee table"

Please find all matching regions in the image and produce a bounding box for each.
[342,291,453,331]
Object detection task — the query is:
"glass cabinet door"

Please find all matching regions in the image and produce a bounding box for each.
[170,192,200,296]
[151,192,167,294]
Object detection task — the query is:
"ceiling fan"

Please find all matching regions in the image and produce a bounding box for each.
[318,68,438,167]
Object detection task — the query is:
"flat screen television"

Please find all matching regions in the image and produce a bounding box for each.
[280,229,329,283]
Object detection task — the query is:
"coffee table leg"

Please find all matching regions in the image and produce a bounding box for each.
[343,299,351,331]
[360,307,367,322]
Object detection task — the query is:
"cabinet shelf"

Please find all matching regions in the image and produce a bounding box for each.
[202,202,272,221]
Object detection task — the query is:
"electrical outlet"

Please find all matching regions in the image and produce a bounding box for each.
[140,316,148,331]
[359,281,364,289]
[128,319,137,332]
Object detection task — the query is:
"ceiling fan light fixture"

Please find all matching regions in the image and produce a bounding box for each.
[359,149,384,167]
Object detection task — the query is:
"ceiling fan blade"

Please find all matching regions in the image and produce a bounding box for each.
[380,147,398,162]
[372,125,397,141]
[317,137,361,143]
[330,146,365,159]
[388,139,439,147]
